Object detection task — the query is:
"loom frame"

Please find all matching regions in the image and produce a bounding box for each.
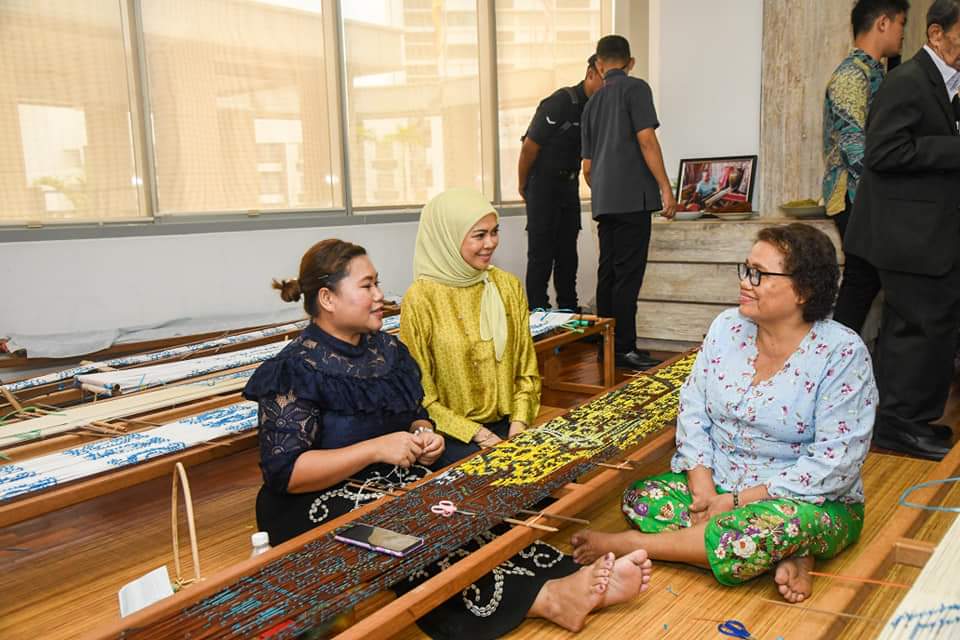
[83,351,691,640]
[790,441,960,636]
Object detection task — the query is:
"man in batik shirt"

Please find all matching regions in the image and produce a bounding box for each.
[822,0,908,332]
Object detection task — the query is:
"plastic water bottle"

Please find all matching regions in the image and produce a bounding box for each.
[250,531,271,558]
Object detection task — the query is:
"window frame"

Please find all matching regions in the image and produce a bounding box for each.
[0,0,608,243]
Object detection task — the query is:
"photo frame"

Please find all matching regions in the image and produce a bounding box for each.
[675,155,757,213]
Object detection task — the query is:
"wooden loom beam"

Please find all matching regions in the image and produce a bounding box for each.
[0,431,257,529]
[84,427,678,640]
[0,319,295,372]
[0,394,250,528]
[1,386,23,411]
[336,427,677,640]
[85,351,693,640]
[891,538,936,569]
[791,440,960,637]
[0,320,302,408]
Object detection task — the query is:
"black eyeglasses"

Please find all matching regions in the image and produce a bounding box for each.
[737,262,794,286]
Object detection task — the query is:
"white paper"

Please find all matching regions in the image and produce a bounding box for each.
[118,566,174,617]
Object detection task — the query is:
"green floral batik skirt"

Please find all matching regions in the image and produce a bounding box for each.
[621,471,864,586]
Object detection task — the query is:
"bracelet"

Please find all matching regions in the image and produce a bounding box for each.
[732,491,740,508]
[412,425,434,436]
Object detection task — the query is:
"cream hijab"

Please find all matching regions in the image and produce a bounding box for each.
[413,188,508,361]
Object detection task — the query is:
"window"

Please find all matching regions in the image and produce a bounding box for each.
[342,0,482,208]
[0,1,142,222]
[495,0,612,200]
[141,0,341,214]
[0,0,637,230]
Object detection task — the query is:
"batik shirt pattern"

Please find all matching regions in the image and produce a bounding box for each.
[822,49,885,215]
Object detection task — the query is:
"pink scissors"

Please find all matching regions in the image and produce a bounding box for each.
[430,500,476,517]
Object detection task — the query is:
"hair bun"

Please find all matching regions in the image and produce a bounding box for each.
[272,278,302,303]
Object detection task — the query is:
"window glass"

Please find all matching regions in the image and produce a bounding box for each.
[142,0,341,214]
[0,1,142,222]
[342,0,482,208]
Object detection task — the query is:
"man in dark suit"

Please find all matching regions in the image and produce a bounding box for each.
[844,0,960,460]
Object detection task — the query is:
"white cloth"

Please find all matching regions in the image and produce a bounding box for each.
[0,401,258,502]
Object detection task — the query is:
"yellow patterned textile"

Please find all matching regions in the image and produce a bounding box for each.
[459,351,697,486]
[400,266,540,443]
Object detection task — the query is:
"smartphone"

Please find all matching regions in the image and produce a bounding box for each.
[334,523,424,557]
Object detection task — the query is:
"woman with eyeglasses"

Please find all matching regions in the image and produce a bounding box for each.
[571,223,877,605]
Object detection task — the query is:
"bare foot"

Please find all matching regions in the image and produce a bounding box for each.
[528,552,614,632]
[774,555,814,603]
[571,529,644,565]
[600,549,654,607]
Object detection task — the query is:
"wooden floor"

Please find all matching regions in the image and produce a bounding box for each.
[1,343,957,640]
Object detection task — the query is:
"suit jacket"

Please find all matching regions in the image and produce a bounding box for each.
[844,48,960,276]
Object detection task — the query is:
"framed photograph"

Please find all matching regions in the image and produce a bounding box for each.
[675,155,757,213]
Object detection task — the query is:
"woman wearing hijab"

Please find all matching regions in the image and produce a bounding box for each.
[245,237,653,639]
[401,188,540,466]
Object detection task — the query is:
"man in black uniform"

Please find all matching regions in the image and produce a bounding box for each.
[519,55,603,311]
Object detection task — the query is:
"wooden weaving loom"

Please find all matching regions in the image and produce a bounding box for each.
[84,351,697,640]
[788,441,960,638]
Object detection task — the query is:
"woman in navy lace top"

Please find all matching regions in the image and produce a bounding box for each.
[243,238,653,640]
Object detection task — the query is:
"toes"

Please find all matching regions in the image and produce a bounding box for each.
[774,565,791,586]
[628,548,649,564]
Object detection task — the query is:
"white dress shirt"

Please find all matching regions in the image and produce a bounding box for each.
[924,44,960,100]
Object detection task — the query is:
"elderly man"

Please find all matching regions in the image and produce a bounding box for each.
[844,0,960,460]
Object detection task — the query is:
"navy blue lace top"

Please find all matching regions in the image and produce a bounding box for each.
[242,322,430,493]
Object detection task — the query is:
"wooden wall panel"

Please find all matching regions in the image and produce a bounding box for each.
[639,262,741,304]
[635,301,728,342]
[758,0,852,215]
[646,219,841,263]
[903,0,935,59]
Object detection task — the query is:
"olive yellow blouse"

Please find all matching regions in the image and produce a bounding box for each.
[400,267,541,443]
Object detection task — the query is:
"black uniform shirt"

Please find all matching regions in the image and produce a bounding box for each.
[581,69,661,216]
[524,81,588,180]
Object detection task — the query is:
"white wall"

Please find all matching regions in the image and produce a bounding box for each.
[0,0,761,345]
[648,0,763,189]
[0,217,521,336]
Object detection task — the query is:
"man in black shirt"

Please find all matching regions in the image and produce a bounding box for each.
[519,55,603,311]
[581,35,676,370]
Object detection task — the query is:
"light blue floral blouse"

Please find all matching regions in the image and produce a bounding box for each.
[671,308,878,504]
